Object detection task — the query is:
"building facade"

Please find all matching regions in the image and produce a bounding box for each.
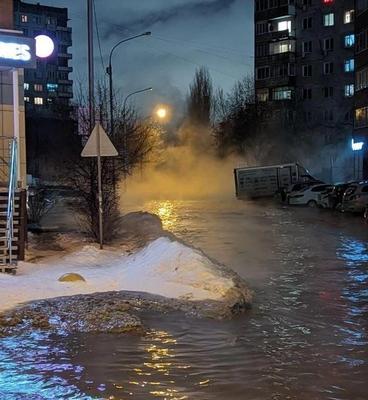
[255,0,356,181]
[12,0,77,181]
[13,0,73,119]
[354,0,368,177]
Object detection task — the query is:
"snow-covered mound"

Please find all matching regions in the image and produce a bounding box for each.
[0,237,252,313]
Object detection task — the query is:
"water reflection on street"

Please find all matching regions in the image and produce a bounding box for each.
[1,200,368,399]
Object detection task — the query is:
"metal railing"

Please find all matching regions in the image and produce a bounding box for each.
[6,139,17,265]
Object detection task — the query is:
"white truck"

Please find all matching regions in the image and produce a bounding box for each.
[234,163,316,199]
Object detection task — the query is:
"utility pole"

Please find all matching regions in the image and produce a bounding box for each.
[87,0,103,249]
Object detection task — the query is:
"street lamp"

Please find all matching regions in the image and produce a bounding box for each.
[122,87,153,172]
[106,31,151,138]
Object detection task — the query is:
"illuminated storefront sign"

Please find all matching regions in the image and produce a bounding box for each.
[0,33,36,68]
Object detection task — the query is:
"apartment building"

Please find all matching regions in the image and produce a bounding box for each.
[255,0,355,134]
[13,0,73,119]
[354,0,368,177]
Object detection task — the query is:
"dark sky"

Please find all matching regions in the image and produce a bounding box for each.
[27,0,254,116]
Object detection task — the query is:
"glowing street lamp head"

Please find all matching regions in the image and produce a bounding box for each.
[35,35,54,58]
[156,108,167,119]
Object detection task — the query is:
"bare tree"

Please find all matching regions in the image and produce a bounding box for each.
[187,66,214,127]
[66,82,160,242]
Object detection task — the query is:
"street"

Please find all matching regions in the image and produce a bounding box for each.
[2,199,367,400]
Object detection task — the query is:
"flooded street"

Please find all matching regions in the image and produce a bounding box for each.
[1,200,368,399]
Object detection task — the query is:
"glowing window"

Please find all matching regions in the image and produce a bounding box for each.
[323,13,334,26]
[344,10,354,24]
[34,97,43,105]
[344,59,355,72]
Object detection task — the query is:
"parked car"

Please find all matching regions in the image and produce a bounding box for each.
[341,181,368,213]
[319,183,352,210]
[288,184,333,207]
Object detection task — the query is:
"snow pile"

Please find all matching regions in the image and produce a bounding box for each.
[0,237,239,313]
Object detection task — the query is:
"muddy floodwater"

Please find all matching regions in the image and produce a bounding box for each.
[1,200,368,400]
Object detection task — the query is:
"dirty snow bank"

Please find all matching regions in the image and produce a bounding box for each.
[0,237,252,313]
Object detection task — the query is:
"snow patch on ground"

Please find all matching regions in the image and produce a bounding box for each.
[0,237,235,313]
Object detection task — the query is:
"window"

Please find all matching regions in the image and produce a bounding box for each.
[344,34,355,47]
[303,17,312,29]
[256,43,269,57]
[272,87,293,101]
[256,21,269,35]
[323,13,334,26]
[34,97,43,105]
[302,88,312,99]
[302,41,312,54]
[356,28,368,53]
[324,110,334,121]
[344,59,355,72]
[323,38,334,51]
[355,106,368,128]
[269,40,295,55]
[24,83,29,91]
[302,64,312,77]
[323,62,334,74]
[34,84,43,92]
[304,111,312,122]
[322,87,334,97]
[278,20,292,33]
[47,83,58,92]
[357,67,368,91]
[344,10,354,24]
[303,0,312,6]
[21,15,28,23]
[24,96,30,103]
[257,88,269,102]
[344,84,354,97]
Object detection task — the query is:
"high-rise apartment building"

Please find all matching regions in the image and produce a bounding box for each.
[13,0,73,119]
[255,0,357,180]
[354,0,368,177]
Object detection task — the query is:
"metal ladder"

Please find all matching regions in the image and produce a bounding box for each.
[0,138,18,273]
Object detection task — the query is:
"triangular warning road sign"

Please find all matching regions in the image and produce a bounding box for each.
[81,123,118,157]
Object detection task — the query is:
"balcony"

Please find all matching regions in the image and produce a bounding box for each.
[59,52,72,59]
[58,66,73,73]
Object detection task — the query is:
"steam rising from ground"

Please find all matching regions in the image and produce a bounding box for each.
[123,124,242,201]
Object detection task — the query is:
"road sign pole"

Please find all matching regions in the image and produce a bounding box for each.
[97,123,103,249]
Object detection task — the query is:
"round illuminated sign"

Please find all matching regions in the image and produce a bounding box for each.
[35,35,54,58]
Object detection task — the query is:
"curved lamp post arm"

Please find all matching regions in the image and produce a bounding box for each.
[107,32,151,73]
[123,87,153,113]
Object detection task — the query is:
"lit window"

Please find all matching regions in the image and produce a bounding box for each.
[24,83,29,91]
[278,20,291,33]
[272,87,293,101]
[257,89,269,102]
[344,59,355,72]
[47,83,58,92]
[24,96,30,103]
[323,0,334,3]
[34,97,43,105]
[344,84,354,97]
[344,34,355,47]
[344,10,354,24]
[269,40,295,55]
[34,84,43,92]
[323,13,334,26]
[21,15,28,23]
[355,107,368,128]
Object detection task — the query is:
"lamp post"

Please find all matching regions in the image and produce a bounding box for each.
[122,87,153,173]
[106,32,151,139]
